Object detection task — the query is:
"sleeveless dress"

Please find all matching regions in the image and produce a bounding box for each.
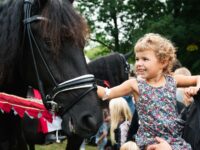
[135,75,191,150]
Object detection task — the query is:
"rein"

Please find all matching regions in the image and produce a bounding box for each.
[23,0,97,115]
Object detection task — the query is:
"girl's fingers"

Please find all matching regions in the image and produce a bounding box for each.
[155,137,165,143]
[147,144,157,150]
[184,87,198,97]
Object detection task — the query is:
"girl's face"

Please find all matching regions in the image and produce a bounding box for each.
[135,50,164,80]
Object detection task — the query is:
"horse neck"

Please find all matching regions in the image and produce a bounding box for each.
[0,66,27,97]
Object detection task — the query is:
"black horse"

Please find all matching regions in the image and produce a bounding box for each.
[0,0,102,150]
[23,52,130,150]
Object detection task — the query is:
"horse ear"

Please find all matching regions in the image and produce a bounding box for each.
[119,53,130,74]
[69,0,74,3]
[124,51,133,60]
[38,0,48,7]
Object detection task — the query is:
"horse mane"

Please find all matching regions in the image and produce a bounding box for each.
[40,0,89,53]
[0,0,89,83]
[0,0,23,83]
[0,0,23,62]
[88,53,129,87]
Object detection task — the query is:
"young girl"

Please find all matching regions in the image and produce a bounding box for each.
[109,97,132,149]
[98,33,200,149]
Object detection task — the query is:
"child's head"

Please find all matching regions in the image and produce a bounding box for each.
[102,108,110,122]
[134,33,176,74]
[120,141,140,150]
[109,97,132,123]
[174,67,191,76]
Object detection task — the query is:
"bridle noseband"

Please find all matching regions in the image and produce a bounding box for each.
[23,0,97,115]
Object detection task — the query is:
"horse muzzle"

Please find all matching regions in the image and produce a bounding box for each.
[61,111,102,138]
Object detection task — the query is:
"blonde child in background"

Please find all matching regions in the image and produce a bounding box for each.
[109,97,132,149]
[174,67,193,106]
[98,33,200,149]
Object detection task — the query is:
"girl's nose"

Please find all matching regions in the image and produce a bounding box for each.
[135,60,143,66]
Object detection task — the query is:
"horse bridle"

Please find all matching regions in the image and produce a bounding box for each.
[23,0,97,115]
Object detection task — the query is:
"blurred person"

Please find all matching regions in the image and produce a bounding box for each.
[174,67,193,106]
[109,97,132,150]
[95,108,110,150]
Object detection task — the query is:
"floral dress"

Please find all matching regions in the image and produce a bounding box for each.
[135,75,191,150]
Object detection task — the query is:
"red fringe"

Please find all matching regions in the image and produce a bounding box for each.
[0,92,52,123]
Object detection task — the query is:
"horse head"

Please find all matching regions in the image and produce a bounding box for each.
[0,0,102,138]
[88,52,130,87]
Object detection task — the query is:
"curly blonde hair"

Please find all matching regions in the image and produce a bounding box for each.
[134,33,176,74]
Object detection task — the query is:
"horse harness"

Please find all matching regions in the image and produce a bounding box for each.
[23,0,97,115]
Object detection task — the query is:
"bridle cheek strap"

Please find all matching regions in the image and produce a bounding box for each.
[46,74,97,114]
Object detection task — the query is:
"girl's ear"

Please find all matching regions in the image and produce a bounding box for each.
[161,60,168,69]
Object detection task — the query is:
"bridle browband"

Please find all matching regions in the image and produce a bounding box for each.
[23,0,97,115]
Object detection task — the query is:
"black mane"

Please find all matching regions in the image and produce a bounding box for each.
[0,0,89,83]
[0,0,23,62]
[0,0,23,84]
[39,0,89,52]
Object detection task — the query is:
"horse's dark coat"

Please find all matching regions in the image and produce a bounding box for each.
[182,91,200,150]
[0,0,102,150]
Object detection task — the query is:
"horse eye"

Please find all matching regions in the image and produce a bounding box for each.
[44,37,52,47]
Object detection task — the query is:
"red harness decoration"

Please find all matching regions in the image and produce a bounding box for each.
[0,92,52,123]
[103,80,111,88]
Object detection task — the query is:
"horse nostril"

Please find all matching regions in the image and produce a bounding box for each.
[83,115,97,131]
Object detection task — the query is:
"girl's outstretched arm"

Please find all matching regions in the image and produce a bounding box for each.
[97,78,138,100]
[174,74,200,97]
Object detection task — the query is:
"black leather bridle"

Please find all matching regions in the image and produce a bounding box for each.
[23,0,97,115]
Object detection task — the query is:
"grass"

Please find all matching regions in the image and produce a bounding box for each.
[35,140,97,150]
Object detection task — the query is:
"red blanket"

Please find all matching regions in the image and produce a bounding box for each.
[0,92,52,123]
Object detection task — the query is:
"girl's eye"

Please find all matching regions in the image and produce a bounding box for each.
[143,58,149,61]
[135,58,139,61]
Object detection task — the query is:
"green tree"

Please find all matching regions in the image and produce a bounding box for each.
[76,0,167,54]
[77,0,146,53]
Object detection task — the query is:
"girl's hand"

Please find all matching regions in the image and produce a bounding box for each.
[184,86,200,98]
[97,86,106,100]
[147,137,172,150]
